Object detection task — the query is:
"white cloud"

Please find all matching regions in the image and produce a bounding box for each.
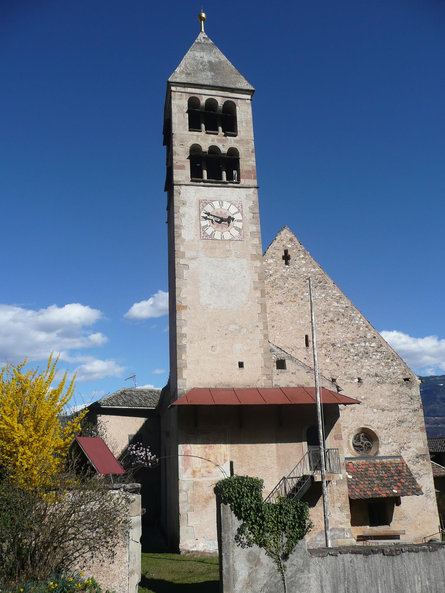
[74,359,126,382]
[0,303,106,363]
[124,290,168,320]
[152,369,166,375]
[381,330,445,375]
[137,383,156,389]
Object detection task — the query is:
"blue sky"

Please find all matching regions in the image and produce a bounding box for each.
[1,0,445,406]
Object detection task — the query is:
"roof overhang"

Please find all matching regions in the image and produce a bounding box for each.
[170,387,359,407]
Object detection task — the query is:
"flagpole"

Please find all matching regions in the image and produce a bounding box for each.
[308,277,331,548]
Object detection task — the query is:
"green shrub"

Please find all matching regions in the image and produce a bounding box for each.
[215,475,312,593]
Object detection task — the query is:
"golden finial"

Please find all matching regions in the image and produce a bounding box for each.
[199,9,206,33]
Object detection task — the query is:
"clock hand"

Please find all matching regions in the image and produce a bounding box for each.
[202,212,235,226]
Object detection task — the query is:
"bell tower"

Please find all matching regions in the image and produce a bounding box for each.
[164,13,272,401]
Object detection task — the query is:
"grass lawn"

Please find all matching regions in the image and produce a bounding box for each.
[139,552,220,593]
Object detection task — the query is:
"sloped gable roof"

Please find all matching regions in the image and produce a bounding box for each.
[94,388,161,409]
[428,437,445,453]
[431,460,445,478]
[75,437,125,475]
[169,32,254,92]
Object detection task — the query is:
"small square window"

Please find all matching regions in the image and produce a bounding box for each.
[238,361,244,368]
[276,359,286,370]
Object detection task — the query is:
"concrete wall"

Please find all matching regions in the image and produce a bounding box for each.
[96,414,148,457]
[219,504,445,593]
[74,485,141,593]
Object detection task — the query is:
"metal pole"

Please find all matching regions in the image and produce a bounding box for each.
[308,277,331,548]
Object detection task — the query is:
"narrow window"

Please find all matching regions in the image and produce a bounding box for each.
[305,334,309,348]
[204,98,219,133]
[206,146,223,181]
[221,100,237,135]
[225,147,240,182]
[238,361,244,368]
[187,97,201,131]
[189,144,203,180]
[276,359,286,370]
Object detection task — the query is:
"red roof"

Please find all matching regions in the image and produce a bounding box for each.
[346,457,422,499]
[171,387,359,406]
[75,437,126,475]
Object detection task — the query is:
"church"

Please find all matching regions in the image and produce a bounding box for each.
[153,13,439,552]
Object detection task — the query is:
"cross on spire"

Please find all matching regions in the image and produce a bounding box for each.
[199,9,206,33]
[282,249,291,265]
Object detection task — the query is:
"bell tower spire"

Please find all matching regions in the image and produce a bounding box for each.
[162,20,272,551]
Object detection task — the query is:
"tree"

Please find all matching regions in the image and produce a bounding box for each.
[0,356,85,490]
[0,357,131,587]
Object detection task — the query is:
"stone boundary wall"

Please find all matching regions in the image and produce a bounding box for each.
[76,484,141,593]
[218,504,445,593]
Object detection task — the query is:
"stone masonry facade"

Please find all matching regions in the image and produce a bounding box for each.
[263,226,439,543]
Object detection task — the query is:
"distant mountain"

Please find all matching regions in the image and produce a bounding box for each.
[420,375,445,438]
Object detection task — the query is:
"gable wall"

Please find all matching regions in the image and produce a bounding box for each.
[263,227,439,542]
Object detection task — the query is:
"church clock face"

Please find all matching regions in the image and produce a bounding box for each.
[199,200,243,240]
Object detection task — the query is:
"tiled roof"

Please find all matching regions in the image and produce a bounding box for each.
[431,460,445,478]
[428,437,445,453]
[94,388,161,409]
[346,457,422,499]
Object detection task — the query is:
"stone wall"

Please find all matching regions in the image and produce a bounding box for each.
[75,485,141,593]
[219,504,445,593]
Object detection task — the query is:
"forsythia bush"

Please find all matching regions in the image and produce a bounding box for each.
[0,356,86,490]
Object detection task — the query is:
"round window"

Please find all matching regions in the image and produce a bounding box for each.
[352,428,379,456]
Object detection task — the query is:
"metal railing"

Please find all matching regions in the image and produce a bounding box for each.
[265,448,341,503]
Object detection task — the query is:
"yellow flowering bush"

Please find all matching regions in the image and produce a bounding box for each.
[0,356,86,490]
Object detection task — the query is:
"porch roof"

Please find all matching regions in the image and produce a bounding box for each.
[346,456,422,499]
[171,386,359,407]
[75,436,126,475]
